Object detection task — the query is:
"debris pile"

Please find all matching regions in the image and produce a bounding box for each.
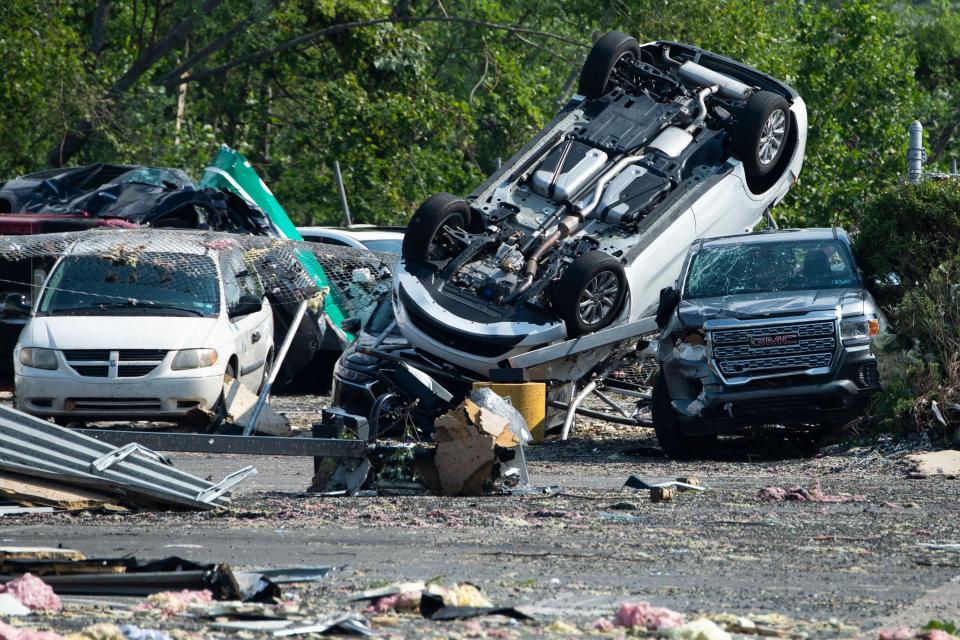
[758,480,865,503]
[352,580,531,622]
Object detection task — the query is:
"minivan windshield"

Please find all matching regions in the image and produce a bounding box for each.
[685,239,859,299]
[38,253,220,317]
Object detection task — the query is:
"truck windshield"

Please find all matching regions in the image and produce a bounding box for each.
[38,253,220,317]
[685,239,859,299]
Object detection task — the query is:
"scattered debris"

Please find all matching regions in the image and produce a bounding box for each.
[758,480,865,503]
[623,475,706,492]
[0,573,61,612]
[916,543,960,553]
[219,375,292,436]
[906,450,960,478]
[614,601,685,630]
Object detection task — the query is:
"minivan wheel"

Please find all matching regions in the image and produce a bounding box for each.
[733,91,792,178]
[578,31,641,98]
[651,375,716,459]
[553,251,627,337]
[402,193,479,263]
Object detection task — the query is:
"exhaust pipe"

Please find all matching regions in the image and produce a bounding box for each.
[664,47,752,100]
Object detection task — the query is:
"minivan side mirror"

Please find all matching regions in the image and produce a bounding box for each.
[229,294,263,319]
[2,293,31,318]
[656,286,681,330]
[341,316,362,334]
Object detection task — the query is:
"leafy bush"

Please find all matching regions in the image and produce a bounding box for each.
[853,181,960,438]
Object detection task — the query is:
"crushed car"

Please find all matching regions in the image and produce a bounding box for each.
[652,228,884,458]
[392,32,807,378]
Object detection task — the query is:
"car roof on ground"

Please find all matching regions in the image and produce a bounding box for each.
[699,228,846,247]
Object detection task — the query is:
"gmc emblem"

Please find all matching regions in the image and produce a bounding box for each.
[749,333,799,347]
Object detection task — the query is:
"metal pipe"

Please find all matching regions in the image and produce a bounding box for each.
[561,379,597,440]
[593,389,632,418]
[333,160,352,227]
[907,121,925,184]
[243,299,309,436]
[686,85,719,133]
[547,400,651,427]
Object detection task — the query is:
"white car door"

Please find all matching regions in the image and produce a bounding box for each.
[223,264,271,388]
[691,172,767,240]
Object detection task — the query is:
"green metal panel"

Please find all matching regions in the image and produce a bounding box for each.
[200,146,347,328]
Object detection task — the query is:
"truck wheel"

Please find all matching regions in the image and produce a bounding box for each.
[402,193,478,263]
[651,375,716,459]
[554,251,627,337]
[578,31,641,99]
[732,91,791,178]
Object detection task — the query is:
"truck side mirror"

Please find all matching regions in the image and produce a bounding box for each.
[656,286,680,330]
[2,293,31,318]
[341,316,362,334]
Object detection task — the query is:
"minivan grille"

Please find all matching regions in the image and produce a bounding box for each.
[63,349,168,378]
[710,321,837,380]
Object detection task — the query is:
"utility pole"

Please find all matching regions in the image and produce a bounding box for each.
[333,160,352,227]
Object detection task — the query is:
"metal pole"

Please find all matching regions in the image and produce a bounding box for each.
[333,160,352,227]
[243,300,309,436]
[907,121,925,184]
[561,379,597,440]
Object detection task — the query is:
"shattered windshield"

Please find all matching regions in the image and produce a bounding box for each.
[685,239,859,299]
[115,167,195,190]
[38,253,220,317]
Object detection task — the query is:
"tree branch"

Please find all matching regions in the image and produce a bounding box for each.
[160,14,588,86]
[90,0,111,57]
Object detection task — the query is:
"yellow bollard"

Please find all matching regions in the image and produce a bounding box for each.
[471,382,547,443]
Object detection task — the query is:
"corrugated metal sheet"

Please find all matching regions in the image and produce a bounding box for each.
[0,405,253,510]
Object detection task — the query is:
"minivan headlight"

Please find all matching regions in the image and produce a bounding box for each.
[841,315,880,342]
[171,348,218,371]
[19,347,58,370]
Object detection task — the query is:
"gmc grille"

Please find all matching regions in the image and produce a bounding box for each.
[710,321,837,379]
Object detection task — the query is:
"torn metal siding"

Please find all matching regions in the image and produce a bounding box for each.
[0,405,246,510]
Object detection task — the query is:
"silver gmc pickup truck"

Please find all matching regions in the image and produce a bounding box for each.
[652,228,883,458]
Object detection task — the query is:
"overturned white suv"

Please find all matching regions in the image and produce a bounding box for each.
[393,32,807,377]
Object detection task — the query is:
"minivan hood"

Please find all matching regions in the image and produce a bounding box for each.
[24,316,220,350]
[678,288,867,325]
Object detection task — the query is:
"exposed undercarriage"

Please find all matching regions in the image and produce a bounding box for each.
[401,35,798,340]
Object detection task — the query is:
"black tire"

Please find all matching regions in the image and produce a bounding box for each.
[402,193,477,263]
[651,375,717,459]
[578,31,641,99]
[553,251,627,337]
[732,91,792,178]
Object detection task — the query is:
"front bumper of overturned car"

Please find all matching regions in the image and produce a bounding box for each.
[393,270,566,376]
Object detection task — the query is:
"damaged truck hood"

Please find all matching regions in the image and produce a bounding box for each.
[26,316,219,351]
[678,288,867,324]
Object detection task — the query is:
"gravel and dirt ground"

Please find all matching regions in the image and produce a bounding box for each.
[0,392,958,638]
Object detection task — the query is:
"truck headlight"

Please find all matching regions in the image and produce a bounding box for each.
[171,348,218,371]
[841,316,880,343]
[19,348,58,370]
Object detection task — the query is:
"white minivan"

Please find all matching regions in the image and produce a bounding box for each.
[8,235,274,422]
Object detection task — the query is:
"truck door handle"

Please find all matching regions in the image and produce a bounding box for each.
[251,331,261,344]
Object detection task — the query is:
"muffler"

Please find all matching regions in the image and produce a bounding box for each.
[665,48,753,100]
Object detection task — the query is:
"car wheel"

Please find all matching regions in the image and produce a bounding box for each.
[402,193,479,263]
[732,91,792,178]
[651,375,717,459]
[554,251,627,337]
[577,31,641,99]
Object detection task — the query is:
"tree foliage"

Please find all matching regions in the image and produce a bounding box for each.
[2,0,959,227]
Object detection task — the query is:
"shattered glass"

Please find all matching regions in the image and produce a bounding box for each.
[685,239,859,298]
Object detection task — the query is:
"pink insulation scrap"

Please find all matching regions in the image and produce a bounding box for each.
[879,627,914,640]
[0,621,63,640]
[0,574,62,612]
[615,601,685,630]
[365,590,422,613]
[758,480,864,503]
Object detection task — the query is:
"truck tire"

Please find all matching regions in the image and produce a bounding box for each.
[554,251,627,337]
[732,91,791,178]
[651,375,716,459]
[402,193,477,263]
[578,31,641,99]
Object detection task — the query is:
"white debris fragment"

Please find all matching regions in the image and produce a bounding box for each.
[351,268,373,283]
[674,342,707,362]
